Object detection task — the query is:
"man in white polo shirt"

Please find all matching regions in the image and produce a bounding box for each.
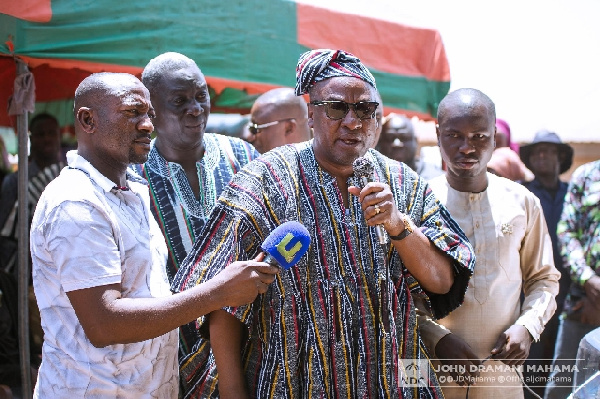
[30,72,279,398]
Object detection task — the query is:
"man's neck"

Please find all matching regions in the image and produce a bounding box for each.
[77,148,128,188]
[445,172,489,194]
[154,138,205,169]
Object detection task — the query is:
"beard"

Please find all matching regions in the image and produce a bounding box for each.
[129,148,149,165]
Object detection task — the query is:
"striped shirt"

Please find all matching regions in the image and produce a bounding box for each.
[134,133,259,398]
[173,142,475,398]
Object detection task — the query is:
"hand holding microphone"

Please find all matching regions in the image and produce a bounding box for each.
[352,157,388,245]
[261,221,311,270]
[214,221,311,306]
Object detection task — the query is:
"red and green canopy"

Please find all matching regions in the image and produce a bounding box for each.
[0,0,451,128]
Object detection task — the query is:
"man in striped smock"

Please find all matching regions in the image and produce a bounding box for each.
[135,52,260,398]
[173,49,476,398]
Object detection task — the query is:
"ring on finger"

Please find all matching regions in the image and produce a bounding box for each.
[374,205,381,214]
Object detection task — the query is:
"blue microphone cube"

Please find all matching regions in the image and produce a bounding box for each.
[261,221,311,270]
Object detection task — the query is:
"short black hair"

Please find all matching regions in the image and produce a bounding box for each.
[142,52,198,93]
[437,88,496,123]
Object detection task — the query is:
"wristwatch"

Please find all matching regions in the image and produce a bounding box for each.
[389,214,413,241]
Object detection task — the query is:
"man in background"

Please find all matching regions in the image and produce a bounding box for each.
[376,114,417,167]
[0,113,64,273]
[246,87,312,153]
[376,114,443,180]
[136,52,261,398]
[519,130,574,397]
[0,113,64,381]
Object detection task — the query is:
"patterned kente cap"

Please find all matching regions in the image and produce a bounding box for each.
[295,49,376,96]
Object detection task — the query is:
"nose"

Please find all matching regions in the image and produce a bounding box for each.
[459,138,475,154]
[187,99,204,117]
[341,106,362,130]
[139,115,154,134]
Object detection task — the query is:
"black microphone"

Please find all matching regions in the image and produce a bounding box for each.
[353,157,388,245]
[261,221,311,270]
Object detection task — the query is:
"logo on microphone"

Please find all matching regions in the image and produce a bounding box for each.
[276,233,303,263]
[261,221,311,270]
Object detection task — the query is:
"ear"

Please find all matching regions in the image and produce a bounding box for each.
[307,104,314,129]
[284,120,295,136]
[435,123,441,146]
[77,107,96,134]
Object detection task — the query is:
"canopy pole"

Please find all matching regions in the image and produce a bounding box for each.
[16,58,33,399]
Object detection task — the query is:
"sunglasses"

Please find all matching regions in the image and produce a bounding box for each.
[310,100,379,120]
[248,118,294,135]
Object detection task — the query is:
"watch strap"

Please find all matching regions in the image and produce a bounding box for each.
[389,228,411,241]
[389,215,413,241]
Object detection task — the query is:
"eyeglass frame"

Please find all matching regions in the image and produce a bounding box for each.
[248,118,295,135]
[309,100,379,120]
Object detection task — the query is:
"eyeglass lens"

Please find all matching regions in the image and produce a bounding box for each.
[313,101,378,120]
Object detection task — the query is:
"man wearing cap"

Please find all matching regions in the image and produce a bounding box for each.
[245,87,312,154]
[172,48,475,398]
[520,131,574,391]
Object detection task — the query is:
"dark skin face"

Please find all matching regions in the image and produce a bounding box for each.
[29,117,61,168]
[248,103,291,154]
[309,77,379,181]
[436,101,496,193]
[377,116,417,165]
[76,78,154,186]
[528,143,561,180]
[150,65,211,163]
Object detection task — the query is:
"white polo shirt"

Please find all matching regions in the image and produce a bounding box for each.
[31,151,178,398]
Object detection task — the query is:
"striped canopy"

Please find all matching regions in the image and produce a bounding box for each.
[0,0,450,128]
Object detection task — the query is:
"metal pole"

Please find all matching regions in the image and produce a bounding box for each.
[16,58,32,399]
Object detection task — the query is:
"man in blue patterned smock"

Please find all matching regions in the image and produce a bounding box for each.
[172,49,476,398]
[135,52,261,398]
[545,160,600,399]
[30,72,279,398]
